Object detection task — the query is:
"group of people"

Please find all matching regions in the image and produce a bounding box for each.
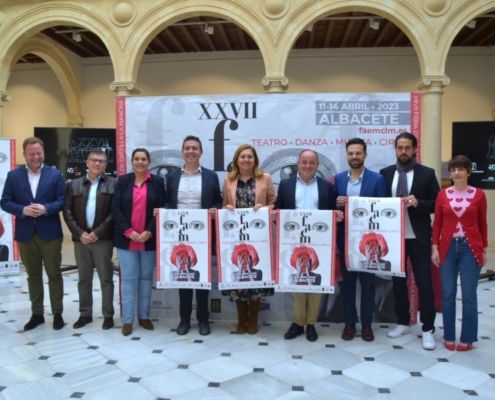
[0,132,487,353]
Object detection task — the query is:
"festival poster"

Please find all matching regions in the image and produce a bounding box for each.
[156,209,212,289]
[216,208,274,290]
[345,197,406,277]
[276,210,337,293]
[0,139,20,276]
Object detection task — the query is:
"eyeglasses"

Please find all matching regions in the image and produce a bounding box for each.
[88,158,107,164]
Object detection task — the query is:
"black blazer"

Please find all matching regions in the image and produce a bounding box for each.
[379,163,440,247]
[274,176,336,210]
[111,173,166,251]
[165,167,222,210]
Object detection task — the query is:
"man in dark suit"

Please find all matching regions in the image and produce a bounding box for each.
[165,135,222,336]
[1,137,66,331]
[275,149,343,342]
[380,132,440,350]
[335,138,387,342]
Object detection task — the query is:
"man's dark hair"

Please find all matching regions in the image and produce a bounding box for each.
[23,137,44,151]
[394,132,417,148]
[346,137,367,152]
[87,149,107,161]
[182,135,203,151]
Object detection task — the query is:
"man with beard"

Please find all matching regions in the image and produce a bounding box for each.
[275,149,343,342]
[335,138,387,342]
[380,132,439,350]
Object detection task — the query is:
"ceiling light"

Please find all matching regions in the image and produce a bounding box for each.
[306,24,314,32]
[466,20,477,29]
[204,24,214,35]
[72,32,82,42]
[370,18,380,30]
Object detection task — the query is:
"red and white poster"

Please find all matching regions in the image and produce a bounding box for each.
[276,210,337,293]
[345,197,406,277]
[0,139,19,276]
[156,209,212,289]
[216,208,274,290]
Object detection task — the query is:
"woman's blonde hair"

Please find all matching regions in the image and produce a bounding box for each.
[227,144,264,180]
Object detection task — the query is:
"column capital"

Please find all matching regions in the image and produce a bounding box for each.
[66,116,84,127]
[109,81,141,96]
[262,76,289,93]
[0,90,12,104]
[416,75,450,91]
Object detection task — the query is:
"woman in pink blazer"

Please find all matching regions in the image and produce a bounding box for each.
[222,144,276,334]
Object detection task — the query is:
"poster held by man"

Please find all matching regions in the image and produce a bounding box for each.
[156,209,212,290]
[276,209,337,293]
[345,197,406,277]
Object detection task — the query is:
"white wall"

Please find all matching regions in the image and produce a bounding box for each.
[5,47,495,242]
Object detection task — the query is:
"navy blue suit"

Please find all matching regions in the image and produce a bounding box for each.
[334,168,386,327]
[1,165,65,242]
[165,167,222,323]
[274,175,337,327]
[1,165,66,315]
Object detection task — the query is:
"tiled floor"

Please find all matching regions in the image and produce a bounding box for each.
[0,242,494,399]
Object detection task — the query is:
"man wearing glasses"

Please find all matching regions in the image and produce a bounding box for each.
[63,150,117,330]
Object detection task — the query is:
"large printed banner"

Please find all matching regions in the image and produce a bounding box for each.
[216,208,274,290]
[156,209,212,289]
[276,210,337,293]
[345,197,406,277]
[116,93,421,186]
[0,139,19,275]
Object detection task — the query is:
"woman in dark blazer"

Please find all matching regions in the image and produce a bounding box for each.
[112,148,166,336]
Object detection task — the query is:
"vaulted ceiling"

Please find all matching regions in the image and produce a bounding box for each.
[18,12,495,64]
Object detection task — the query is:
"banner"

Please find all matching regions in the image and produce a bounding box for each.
[345,197,405,277]
[0,139,20,275]
[276,210,337,293]
[216,208,274,289]
[117,93,421,187]
[156,209,212,289]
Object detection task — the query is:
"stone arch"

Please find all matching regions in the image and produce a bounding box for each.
[0,3,121,94]
[436,2,495,75]
[120,1,274,87]
[274,1,435,79]
[11,34,84,126]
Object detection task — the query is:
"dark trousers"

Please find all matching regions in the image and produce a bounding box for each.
[18,233,63,315]
[340,252,375,326]
[179,288,209,322]
[392,239,436,332]
[74,240,115,318]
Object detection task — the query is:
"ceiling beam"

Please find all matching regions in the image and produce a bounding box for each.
[180,25,201,52]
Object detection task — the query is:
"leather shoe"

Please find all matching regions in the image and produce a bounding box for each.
[73,316,93,329]
[176,320,190,335]
[199,320,211,336]
[341,324,356,341]
[138,319,154,330]
[102,317,114,330]
[122,323,132,336]
[53,313,65,330]
[361,325,374,342]
[306,324,318,342]
[24,314,45,331]
[284,322,304,340]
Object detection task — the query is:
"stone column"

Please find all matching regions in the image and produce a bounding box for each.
[0,90,11,138]
[109,81,141,97]
[416,75,450,180]
[262,76,289,93]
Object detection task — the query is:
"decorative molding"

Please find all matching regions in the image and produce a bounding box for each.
[260,0,290,20]
[66,115,84,127]
[109,81,141,96]
[416,75,450,90]
[421,0,451,17]
[111,1,136,27]
[0,90,11,104]
[262,76,289,92]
